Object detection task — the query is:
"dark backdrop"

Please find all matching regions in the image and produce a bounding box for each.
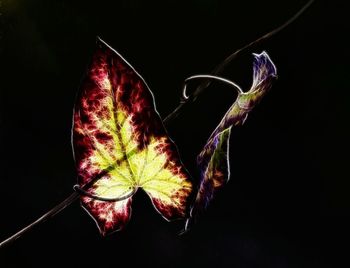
[0,1,348,267]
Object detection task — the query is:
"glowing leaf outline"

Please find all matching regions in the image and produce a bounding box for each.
[72,38,193,235]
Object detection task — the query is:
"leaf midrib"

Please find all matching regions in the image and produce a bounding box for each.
[111,85,137,186]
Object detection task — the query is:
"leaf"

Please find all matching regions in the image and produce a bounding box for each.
[186,51,277,228]
[72,38,192,235]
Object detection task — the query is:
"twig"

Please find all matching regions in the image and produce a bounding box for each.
[0,0,315,249]
[0,192,80,248]
[163,0,315,123]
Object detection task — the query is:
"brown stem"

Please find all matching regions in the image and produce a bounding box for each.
[0,192,80,249]
[0,0,315,250]
[163,0,315,123]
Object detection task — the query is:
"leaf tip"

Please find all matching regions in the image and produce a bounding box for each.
[253,51,277,79]
[95,36,111,51]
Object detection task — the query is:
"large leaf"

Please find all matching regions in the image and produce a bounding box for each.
[72,38,192,235]
[186,52,277,228]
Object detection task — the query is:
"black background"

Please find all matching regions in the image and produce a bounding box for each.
[0,0,348,267]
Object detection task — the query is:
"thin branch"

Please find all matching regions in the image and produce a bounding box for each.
[163,0,315,123]
[0,0,315,250]
[0,169,109,249]
[0,192,80,248]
